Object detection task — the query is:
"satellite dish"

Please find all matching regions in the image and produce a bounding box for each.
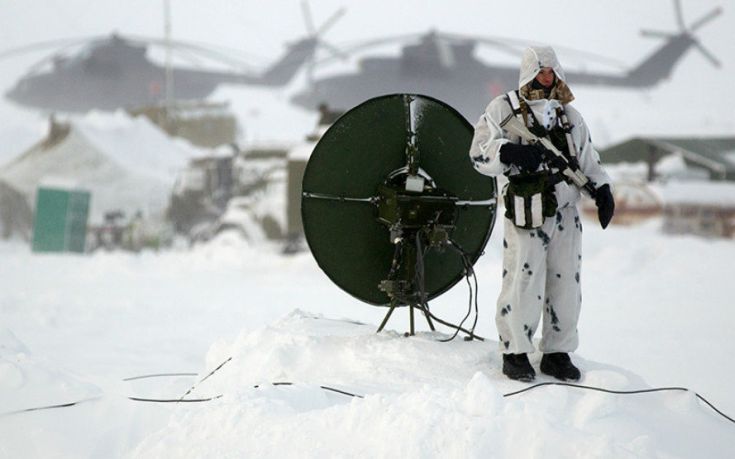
[301,94,497,335]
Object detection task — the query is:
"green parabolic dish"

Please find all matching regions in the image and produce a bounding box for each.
[302,94,497,306]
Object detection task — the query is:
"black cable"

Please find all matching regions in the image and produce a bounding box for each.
[129,395,223,403]
[467,252,480,335]
[437,240,482,342]
[253,380,735,425]
[132,381,735,425]
[130,379,735,424]
[438,269,473,342]
[413,302,486,341]
[253,382,364,399]
[123,373,197,381]
[178,356,232,401]
[4,380,734,426]
[0,396,102,417]
[319,385,364,399]
[460,248,479,337]
[385,230,482,342]
[502,381,735,425]
[443,241,475,342]
[451,241,481,336]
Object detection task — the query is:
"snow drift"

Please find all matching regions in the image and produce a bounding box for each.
[131,311,733,458]
[2,219,735,458]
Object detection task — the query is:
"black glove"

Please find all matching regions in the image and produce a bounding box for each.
[594,184,615,229]
[499,143,543,173]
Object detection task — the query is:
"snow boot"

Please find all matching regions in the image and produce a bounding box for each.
[540,353,581,381]
[502,353,535,382]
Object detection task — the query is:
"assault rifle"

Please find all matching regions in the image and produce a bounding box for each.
[500,114,599,199]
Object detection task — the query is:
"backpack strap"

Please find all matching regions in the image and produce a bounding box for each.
[505,90,522,114]
[504,90,531,131]
[555,107,578,160]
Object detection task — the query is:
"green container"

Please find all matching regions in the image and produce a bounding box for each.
[32,186,91,253]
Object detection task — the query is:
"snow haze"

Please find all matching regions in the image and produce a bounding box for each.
[1,1,735,458]
[0,0,732,159]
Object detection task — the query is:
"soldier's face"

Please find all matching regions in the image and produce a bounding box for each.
[535,67,555,88]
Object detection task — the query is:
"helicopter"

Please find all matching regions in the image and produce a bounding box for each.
[291,0,723,120]
[1,4,345,113]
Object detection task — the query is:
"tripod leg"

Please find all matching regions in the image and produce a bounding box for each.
[376,302,397,333]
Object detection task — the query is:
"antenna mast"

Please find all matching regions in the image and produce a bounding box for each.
[163,0,174,114]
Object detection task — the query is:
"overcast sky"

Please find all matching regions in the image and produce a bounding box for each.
[0,0,732,148]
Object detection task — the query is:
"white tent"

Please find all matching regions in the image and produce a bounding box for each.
[0,179,31,239]
[0,113,204,224]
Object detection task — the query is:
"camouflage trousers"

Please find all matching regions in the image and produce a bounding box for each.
[496,205,583,354]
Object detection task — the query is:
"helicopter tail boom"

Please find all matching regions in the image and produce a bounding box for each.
[569,1,722,89]
[256,38,319,86]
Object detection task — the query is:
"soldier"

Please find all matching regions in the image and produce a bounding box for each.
[469,46,615,382]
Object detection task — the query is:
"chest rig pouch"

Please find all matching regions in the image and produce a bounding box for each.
[504,171,558,229]
[502,90,566,229]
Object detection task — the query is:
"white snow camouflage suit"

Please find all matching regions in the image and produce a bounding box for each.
[469,46,611,355]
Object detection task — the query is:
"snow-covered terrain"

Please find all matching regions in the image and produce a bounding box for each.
[1,1,734,457]
[2,220,735,458]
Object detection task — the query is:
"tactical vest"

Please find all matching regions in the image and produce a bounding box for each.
[505,90,579,165]
[502,90,579,229]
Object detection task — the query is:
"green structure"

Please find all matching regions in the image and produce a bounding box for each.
[600,136,735,181]
[32,186,91,253]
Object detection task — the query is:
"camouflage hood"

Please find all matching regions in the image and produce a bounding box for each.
[518,46,574,104]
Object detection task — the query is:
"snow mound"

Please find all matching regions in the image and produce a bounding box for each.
[132,311,733,458]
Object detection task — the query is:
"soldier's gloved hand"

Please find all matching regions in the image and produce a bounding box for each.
[499,143,543,172]
[595,184,615,229]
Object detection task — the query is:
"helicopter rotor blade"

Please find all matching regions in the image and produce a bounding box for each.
[548,45,628,70]
[309,33,425,67]
[316,7,346,37]
[335,33,426,55]
[692,40,721,68]
[640,30,674,39]
[673,0,686,31]
[688,6,723,33]
[298,4,347,88]
[301,0,317,36]
[320,41,348,61]
[465,33,628,70]
[126,34,263,73]
[441,32,522,59]
[0,35,106,61]
[3,33,265,75]
[15,35,114,75]
[442,31,628,70]
[166,47,212,69]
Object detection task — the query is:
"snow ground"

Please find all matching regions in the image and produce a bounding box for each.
[1,1,734,456]
[1,219,734,458]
